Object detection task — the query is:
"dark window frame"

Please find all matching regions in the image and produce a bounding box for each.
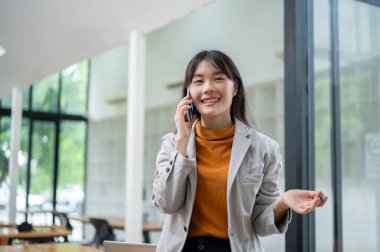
[329,0,343,251]
[284,0,315,252]
[357,0,380,7]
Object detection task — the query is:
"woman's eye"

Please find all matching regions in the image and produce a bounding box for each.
[194,80,203,84]
[215,77,225,81]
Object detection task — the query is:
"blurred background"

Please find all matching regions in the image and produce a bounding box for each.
[0,0,379,251]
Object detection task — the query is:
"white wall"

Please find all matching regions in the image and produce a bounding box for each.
[88,44,129,121]
[88,0,284,121]
[145,0,283,109]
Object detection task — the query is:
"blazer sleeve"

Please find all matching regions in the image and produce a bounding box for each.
[251,140,292,236]
[152,133,196,214]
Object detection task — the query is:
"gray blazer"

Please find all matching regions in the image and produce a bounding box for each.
[152,118,291,252]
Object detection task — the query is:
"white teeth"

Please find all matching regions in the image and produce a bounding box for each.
[202,98,219,103]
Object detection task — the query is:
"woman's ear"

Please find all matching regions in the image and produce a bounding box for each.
[233,83,238,96]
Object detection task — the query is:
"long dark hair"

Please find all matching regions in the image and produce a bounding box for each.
[181,50,250,126]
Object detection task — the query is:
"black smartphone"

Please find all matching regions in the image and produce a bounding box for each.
[184,88,194,122]
[320,195,328,202]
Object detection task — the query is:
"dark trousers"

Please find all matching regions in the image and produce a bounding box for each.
[182,236,231,252]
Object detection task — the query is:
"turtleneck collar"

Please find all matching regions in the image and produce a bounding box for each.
[195,120,235,141]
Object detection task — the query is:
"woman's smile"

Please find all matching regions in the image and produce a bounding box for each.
[201,96,221,105]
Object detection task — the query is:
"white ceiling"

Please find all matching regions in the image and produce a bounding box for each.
[0,0,214,97]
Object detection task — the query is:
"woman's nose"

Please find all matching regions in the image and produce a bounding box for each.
[203,80,216,92]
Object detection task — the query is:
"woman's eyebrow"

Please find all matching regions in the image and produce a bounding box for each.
[193,71,224,78]
[212,71,224,75]
[192,74,204,78]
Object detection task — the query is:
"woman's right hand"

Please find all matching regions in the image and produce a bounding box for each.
[174,95,196,156]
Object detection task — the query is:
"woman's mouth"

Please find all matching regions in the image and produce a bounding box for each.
[201,98,220,104]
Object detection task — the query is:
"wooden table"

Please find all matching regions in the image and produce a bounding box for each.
[70,216,162,231]
[70,216,162,243]
[0,243,103,251]
[0,226,70,245]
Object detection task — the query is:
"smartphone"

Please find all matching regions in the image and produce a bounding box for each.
[320,195,328,202]
[184,88,194,122]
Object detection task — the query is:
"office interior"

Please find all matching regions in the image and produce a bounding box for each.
[0,0,379,251]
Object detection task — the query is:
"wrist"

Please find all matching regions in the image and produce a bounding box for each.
[174,137,188,156]
[274,194,289,212]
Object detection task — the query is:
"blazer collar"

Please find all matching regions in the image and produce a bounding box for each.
[227,118,252,193]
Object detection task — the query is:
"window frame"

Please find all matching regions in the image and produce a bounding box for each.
[0,60,90,221]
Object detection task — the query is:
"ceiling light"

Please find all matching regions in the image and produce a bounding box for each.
[0,46,6,57]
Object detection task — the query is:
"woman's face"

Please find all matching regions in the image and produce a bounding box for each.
[189,60,236,124]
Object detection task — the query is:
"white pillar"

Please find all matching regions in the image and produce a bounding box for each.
[125,31,145,242]
[8,87,23,223]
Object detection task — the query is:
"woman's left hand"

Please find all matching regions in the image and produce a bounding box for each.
[279,189,328,215]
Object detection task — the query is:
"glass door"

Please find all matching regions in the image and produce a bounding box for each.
[339,1,380,251]
[314,0,380,251]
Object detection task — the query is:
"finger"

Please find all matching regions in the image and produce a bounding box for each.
[307,190,323,200]
[177,99,192,111]
[297,205,311,215]
[177,99,193,112]
[298,197,319,214]
[178,95,191,104]
[177,105,191,117]
[315,191,323,198]
[175,105,191,121]
[318,196,328,207]
[309,199,320,212]
[181,94,190,101]
[190,114,198,124]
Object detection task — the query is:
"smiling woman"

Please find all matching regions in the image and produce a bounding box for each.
[152,50,328,252]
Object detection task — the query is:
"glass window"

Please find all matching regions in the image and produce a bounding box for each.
[1,95,11,109]
[23,88,30,111]
[0,117,11,223]
[29,121,56,224]
[32,74,59,112]
[1,87,30,111]
[0,117,30,223]
[17,118,30,208]
[314,0,334,251]
[315,1,380,251]
[0,60,88,232]
[339,1,380,251]
[61,61,89,115]
[56,121,86,214]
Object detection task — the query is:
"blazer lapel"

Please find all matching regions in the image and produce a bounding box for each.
[227,119,251,196]
[187,120,198,200]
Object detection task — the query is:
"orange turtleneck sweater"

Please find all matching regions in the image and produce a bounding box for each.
[188,121,235,238]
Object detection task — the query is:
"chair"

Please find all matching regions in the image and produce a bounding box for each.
[54,212,73,242]
[89,218,116,248]
[16,221,33,232]
[55,212,73,231]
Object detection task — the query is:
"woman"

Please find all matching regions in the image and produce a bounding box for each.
[152,50,327,252]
